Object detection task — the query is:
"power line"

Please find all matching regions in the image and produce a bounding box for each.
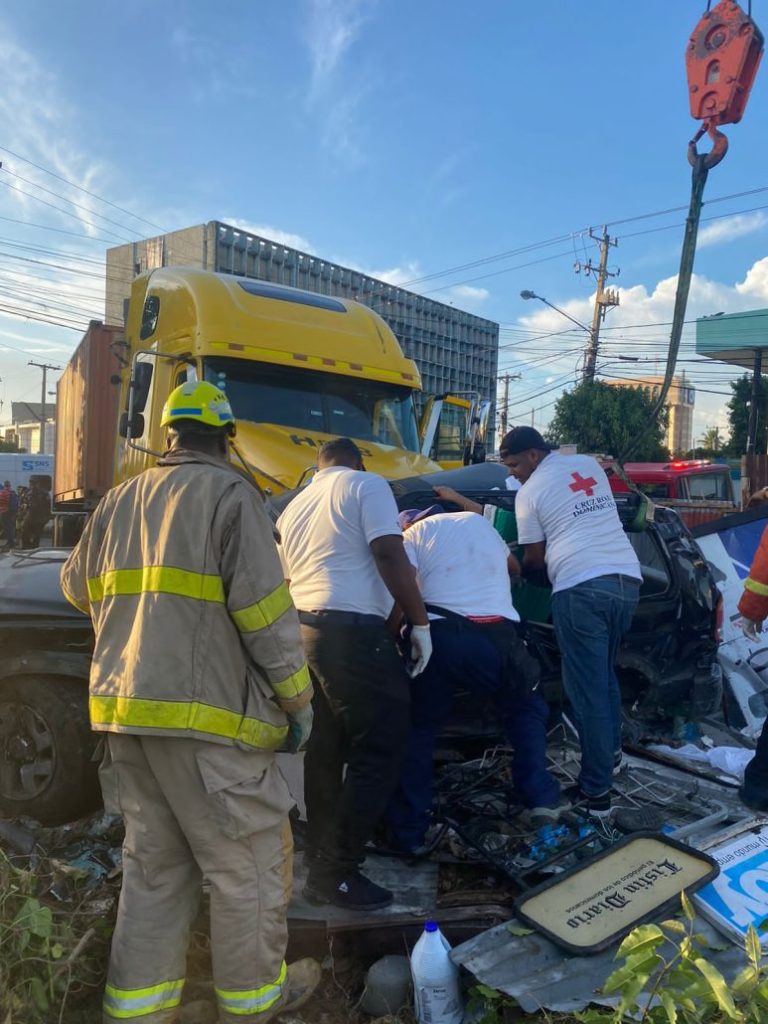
[0,165,146,239]
[400,184,768,292]
[0,179,133,243]
[0,145,168,233]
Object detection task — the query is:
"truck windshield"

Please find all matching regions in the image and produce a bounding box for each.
[686,472,732,502]
[204,358,420,451]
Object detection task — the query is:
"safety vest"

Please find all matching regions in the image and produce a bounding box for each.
[61,449,311,749]
[739,524,768,623]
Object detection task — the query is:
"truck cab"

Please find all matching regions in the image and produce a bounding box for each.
[419,394,491,470]
[606,460,738,528]
[55,269,443,512]
[117,269,442,494]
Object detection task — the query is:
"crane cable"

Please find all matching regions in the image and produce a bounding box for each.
[618,0,764,471]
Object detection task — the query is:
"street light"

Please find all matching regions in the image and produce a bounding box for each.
[520,289,593,335]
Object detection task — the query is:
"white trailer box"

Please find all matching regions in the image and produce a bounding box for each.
[0,453,54,491]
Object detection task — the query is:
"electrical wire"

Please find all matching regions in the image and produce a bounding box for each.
[0,144,168,233]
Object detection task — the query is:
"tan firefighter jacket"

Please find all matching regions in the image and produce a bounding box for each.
[60,449,311,750]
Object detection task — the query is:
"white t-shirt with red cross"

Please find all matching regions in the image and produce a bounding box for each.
[514,452,641,593]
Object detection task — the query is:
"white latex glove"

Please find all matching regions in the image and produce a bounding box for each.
[408,624,432,677]
[741,617,764,642]
[287,703,313,752]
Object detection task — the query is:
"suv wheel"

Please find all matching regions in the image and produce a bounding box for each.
[0,677,101,825]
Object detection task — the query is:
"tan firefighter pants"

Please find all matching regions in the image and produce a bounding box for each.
[101,734,294,1024]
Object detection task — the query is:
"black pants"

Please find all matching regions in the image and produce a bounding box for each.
[300,616,411,872]
[743,718,768,800]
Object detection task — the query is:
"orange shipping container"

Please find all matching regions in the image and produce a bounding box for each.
[54,321,123,509]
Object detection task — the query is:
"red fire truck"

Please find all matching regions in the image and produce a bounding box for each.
[605,460,738,529]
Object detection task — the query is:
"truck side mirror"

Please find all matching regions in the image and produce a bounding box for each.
[119,411,145,439]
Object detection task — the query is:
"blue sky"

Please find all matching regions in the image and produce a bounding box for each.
[1,0,768,442]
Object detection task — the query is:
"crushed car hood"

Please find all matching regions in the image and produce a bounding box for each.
[0,549,86,619]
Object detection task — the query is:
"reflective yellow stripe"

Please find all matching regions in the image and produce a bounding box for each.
[216,961,287,1016]
[103,978,184,1019]
[87,566,225,604]
[231,581,294,633]
[271,663,312,702]
[745,576,768,597]
[90,695,288,749]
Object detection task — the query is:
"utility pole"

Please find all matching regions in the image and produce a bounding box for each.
[747,349,762,456]
[575,226,620,383]
[28,361,61,453]
[497,372,521,439]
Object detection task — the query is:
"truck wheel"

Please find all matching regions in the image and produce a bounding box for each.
[0,677,101,825]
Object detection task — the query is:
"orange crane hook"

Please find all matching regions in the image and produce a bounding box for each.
[686,0,764,168]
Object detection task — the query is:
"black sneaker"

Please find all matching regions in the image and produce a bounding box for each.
[303,869,393,910]
[613,751,625,775]
[564,784,612,819]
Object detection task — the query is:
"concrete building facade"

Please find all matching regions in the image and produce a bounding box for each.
[4,402,56,454]
[105,221,500,432]
[608,373,695,455]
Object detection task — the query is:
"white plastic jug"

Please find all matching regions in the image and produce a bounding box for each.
[410,920,463,1024]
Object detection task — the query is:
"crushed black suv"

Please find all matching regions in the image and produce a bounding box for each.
[0,550,97,825]
[0,463,722,826]
[390,462,724,739]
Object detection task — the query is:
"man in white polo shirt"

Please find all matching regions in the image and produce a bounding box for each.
[499,427,641,819]
[384,505,564,855]
[277,438,431,911]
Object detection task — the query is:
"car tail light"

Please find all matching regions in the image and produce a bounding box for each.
[714,594,724,644]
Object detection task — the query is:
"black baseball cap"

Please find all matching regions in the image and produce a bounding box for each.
[499,426,554,456]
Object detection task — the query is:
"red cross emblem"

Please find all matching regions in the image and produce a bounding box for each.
[569,471,597,497]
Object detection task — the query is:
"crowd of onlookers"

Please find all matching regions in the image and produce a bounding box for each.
[0,478,51,551]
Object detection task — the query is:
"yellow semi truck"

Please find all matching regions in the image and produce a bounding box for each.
[419,394,491,470]
[55,267,443,512]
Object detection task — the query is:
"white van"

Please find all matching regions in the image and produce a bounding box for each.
[0,453,54,491]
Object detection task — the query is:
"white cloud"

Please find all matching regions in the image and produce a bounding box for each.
[736,255,768,298]
[304,0,372,89]
[364,261,421,287]
[0,25,119,421]
[698,211,768,248]
[448,284,490,304]
[221,219,315,254]
[510,256,768,440]
[302,0,375,165]
[0,32,110,240]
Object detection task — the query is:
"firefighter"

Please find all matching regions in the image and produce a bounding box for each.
[737,525,768,813]
[61,380,317,1024]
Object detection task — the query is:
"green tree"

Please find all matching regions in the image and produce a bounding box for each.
[700,426,722,452]
[546,381,669,460]
[726,373,768,456]
[0,438,21,453]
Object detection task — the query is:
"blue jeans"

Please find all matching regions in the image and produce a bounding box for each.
[551,575,640,798]
[385,620,561,851]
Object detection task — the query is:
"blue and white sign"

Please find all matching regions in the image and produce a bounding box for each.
[694,822,768,948]
[21,458,52,473]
